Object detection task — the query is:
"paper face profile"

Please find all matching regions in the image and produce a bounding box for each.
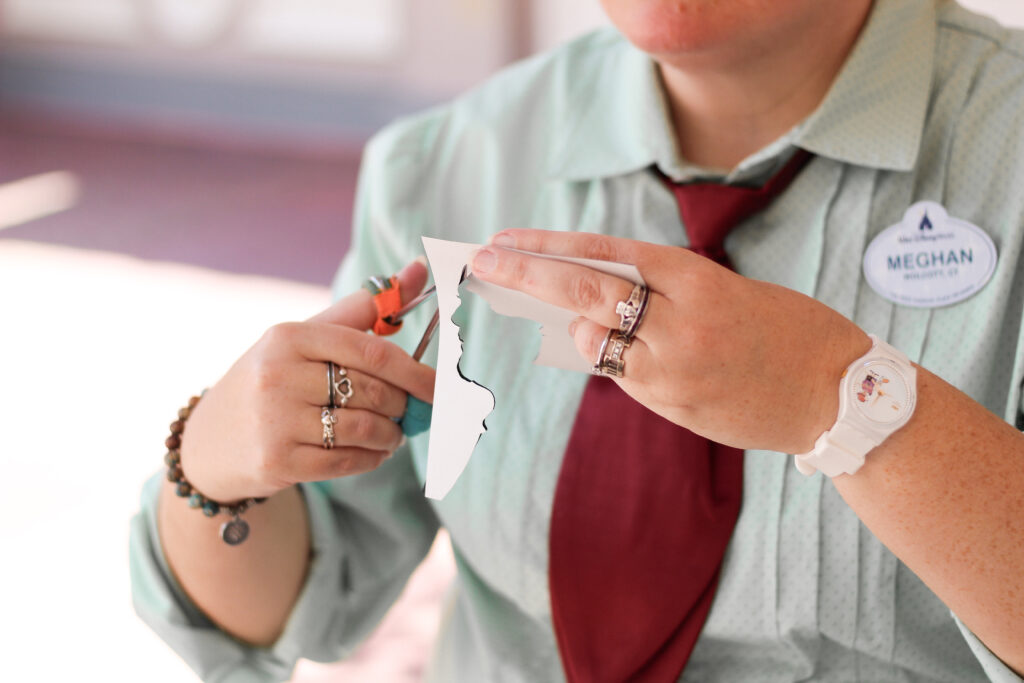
[419,237,642,499]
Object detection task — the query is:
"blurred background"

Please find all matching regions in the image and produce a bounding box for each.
[1,1,1021,681]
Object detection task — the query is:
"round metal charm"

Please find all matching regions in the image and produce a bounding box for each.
[220,517,250,545]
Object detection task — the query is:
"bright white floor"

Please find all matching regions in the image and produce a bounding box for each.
[0,240,454,682]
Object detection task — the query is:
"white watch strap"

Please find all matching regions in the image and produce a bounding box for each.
[794,425,878,477]
[829,421,882,456]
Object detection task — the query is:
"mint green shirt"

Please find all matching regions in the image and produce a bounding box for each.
[131,1,1024,680]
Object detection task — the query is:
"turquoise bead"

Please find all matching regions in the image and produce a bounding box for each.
[202,501,220,517]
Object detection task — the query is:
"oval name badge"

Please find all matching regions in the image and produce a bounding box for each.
[863,201,997,308]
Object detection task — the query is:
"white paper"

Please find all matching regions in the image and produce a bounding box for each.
[420,236,643,499]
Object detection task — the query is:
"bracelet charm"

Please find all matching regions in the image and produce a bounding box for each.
[221,515,250,546]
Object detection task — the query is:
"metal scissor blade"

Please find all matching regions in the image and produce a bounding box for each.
[412,308,440,361]
[386,285,436,325]
[407,266,469,362]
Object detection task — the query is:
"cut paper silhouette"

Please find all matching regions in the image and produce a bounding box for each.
[420,238,494,500]
[420,236,642,499]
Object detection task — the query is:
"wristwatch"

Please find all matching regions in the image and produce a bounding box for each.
[794,334,917,477]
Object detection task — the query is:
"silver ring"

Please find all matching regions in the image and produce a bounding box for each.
[333,365,354,408]
[591,329,630,377]
[614,283,650,339]
[326,362,337,408]
[321,406,337,449]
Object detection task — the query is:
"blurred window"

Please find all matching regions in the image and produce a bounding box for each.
[0,0,406,61]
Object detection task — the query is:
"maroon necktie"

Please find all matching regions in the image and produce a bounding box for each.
[549,150,813,682]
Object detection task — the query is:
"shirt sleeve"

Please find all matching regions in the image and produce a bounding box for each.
[130,445,439,682]
[129,116,445,682]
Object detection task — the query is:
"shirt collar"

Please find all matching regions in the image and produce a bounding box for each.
[547,0,936,181]
[794,0,935,171]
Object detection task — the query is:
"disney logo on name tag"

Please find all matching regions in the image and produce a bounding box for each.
[863,201,997,308]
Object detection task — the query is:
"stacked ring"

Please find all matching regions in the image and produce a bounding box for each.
[327,362,337,407]
[592,330,631,378]
[322,362,357,448]
[321,407,337,449]
[615,283,650,338]
[333,365,354,408]
[594,282,650,378]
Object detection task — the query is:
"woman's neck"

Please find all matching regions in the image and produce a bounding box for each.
[657,1,873,170]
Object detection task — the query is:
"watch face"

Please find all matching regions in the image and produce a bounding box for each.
[849,360,912,425]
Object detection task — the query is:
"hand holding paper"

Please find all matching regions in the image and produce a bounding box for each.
[419,236,642,499]
[468,229,869,457]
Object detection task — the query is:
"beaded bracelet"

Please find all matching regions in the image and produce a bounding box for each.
[165,394,266,546]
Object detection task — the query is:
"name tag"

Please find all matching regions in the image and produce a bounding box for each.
[863,201,997,308]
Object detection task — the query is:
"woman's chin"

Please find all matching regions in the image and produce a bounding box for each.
[601,0,750,54]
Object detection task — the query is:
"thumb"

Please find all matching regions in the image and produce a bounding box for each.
[308,256,430,330]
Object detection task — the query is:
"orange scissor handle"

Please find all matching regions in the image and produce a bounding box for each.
[369,276,403,336]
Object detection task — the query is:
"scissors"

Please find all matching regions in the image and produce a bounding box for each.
[380,265,469,362]
[384,285,439,361]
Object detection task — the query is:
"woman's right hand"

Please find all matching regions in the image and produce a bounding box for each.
[179,258,436,503]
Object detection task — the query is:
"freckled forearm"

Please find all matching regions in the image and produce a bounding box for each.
[157,481,311,647]
[832,367,1024,674]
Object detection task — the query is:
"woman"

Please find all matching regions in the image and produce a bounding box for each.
[132,0,1024,680]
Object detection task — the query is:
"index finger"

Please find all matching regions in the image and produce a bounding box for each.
[470,246,638,330]
[307,256,429,330]
[295,323,436,404]
[488,229,650,265]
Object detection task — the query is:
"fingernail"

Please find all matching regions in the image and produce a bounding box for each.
[414,255,428,267]
[491,232,515,248]
[472,248,497,274]
[568,319,578,337]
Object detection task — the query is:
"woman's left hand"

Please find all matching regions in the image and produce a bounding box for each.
[470,229,871,454]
